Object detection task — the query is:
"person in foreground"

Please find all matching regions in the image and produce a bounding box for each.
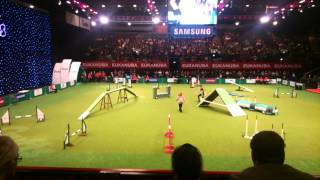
[172,143,203,180]
[0,136,19,180]
[231,131,315,180]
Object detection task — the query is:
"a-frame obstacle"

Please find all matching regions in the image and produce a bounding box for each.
[197,88,246,117]
[78,87,137,120]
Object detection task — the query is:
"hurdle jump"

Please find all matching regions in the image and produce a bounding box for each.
[1,106,45,125]
[242,115,259,140]
[153,85,171,99]
[242,116,285,140]
[273,87,297,98]
[79,87,137,120]
[63,120,87,149]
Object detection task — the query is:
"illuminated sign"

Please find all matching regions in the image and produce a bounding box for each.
[169,25,214,38]
[0,23,6,37]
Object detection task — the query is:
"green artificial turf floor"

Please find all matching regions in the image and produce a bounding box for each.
[1,83,320,175]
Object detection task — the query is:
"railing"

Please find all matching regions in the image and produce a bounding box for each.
[15,166,320,180]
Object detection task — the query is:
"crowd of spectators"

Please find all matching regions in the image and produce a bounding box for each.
[82,69,301,82]
[85,30,308,62]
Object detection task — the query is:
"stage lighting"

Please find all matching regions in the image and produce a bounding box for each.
[91,21,96,27]
[101,4,106,8]
[58,0,62,6]
[133,4,137,8]
[75,9,79,14]
[235,21,239,26]
[99,16,109,24]
[66,1,71,4]
[260,16,270,24]
[162,22,166,26]
[29,4,34,9]
[152,17,161,24]
[117,4,122,8]
[273,21,278,26]
[128,22,132,26]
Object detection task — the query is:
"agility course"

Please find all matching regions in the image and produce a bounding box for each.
[0,83,320,175]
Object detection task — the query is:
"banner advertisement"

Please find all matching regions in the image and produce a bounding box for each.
[282,80,288,85]
[167,78,178,83]
[149,78,158,83]
[48,85,56,93]
[33,88,43,97]
[169,25,215,38]
[246,79,256,84]
[289,81,296,87]
[82,61,168,69]
[0,97,4,107]
[269,79,277,84]
[180,62,303,70]
[206,78,216,84]
[61,83,67,89]
[225,79,236,83]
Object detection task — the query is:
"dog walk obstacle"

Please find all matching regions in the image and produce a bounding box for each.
[164,114,174,154]
[197,88,246,117]
[226,80,254,93]
[153,85,171,99]
[242,115,259,140]
[63,120,87,149]
[78,87,137,120]
[237,100,278,115]
[273,87,297,98]
[1,106,45,125]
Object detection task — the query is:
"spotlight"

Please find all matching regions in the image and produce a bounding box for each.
[282,15,286,19]
[66,0,71,4]
[29,4,34,9]
[235,21,240,26]
[99,16,109,24]
[133,4,137,8]
[75,9,79,14]
[152,17,161,24]
[245,4,250,7]
[91,21,96,27]
[117,4,122,8]
[128,22,132,26]
[58,0,62,6]
[260,15,270,24]
[88,16,91,20]
[162,22,166,26]
[82,9,86,12]
[101,4,106,8]
[273,21,278,26]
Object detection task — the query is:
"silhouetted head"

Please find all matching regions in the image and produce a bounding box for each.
[0,136,19,179]
[172,143,203,180]
[250,131,285,165]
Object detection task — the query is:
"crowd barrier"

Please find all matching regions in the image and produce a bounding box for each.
[0,80,77,108]
[15,166,320,180]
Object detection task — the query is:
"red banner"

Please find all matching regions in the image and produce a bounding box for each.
[82,61,169,69]
[180,62,303,70]
[0,97,4,107]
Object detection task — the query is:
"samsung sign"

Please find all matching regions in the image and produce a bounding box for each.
[170,25,214,38]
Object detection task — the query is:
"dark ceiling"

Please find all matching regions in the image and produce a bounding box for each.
[15,0,320,25]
